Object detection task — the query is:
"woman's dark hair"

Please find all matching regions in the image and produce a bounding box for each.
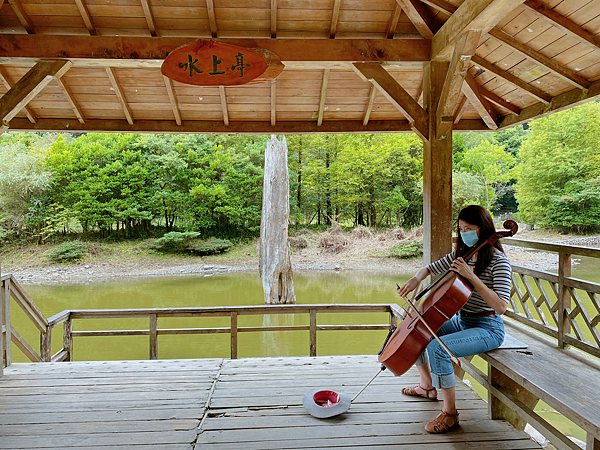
[455,205,504,275]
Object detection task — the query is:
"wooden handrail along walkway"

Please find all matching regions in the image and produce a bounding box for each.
[2,238,600,450]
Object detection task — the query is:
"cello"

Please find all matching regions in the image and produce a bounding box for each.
[378,219,518,376]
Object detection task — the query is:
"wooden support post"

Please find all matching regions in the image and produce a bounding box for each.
[558,252,571,349]
[309,309,317,357]
[40,327,51,362]
[422,61,453,264]
[587,434,600,450]
[74,0,97,35]
[3,278,11,366]
[489,365,539,431]
[0,274,4,376]
[163,75,181,126]
[317,68,330,126]
[63,318,73,361]
[149,314,158,360]
[219,86,229,126]
[230,311,238,359]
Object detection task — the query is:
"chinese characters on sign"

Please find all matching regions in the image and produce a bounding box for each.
[161,39,284,87]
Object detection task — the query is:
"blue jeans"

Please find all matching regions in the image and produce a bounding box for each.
[416,313,505,389]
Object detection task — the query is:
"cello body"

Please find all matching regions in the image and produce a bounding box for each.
[378,273,473,376]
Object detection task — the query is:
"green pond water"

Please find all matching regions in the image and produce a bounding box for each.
[9,255,600,444]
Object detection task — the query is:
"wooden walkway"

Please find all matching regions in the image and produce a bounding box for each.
[0,355,541,450]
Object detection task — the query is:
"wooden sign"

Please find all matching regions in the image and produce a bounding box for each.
[161,39,284,86]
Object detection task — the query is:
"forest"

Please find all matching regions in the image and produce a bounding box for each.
[1,101,600,245]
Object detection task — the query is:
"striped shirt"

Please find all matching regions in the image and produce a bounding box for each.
[427,251,512,313]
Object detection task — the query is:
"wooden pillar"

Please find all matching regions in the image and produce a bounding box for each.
[587,434,600,450]
[2,277,11,367]
[422,61,453,265]
[40,327,52,362]
[63,318,73,361]
[230,311,238,359]
[309,309,317,357]
[0,267,4,376]
[558,252,571,348]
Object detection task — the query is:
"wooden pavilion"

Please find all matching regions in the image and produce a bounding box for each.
[0,0,599,261]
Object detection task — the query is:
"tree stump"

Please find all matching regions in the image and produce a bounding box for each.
[259,135,296,304]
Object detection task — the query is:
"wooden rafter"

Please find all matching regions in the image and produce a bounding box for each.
[353,62,429,141]
[471,55,552,104]
[0,65,36,123]
[396,0,439,39]
[436,30,481,138]
[488,29,591,90]
[55,77,85,124]
[8,0,34,33]
[500,79,600,129]
[271,79,277,126]
[317,68,330,126]
[271,0,277,38]
[479,84,521,115]
[206,0,218,38]
[387,2,402,39]
[420,0,456,15]
[454,95,469,123]
[462,72,498,129]
[0,60,72,129]
[219,86,229,126]
[74,0,97,35]
[431,0,526,61]
[0,36,431,67]
[363,85,377,126]
[524,0,600,52]
[105,67,133,125]
[140,0,157,37]
[329,0,341,39]
[162,75,181,126]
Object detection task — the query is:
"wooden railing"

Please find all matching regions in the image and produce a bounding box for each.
[1,273,52,377]
[502,237,600,359]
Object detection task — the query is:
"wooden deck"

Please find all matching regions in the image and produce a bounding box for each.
[0,355,541,450]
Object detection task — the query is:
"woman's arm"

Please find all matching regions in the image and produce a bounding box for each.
[451,257,508,315]
[397,266,431,298]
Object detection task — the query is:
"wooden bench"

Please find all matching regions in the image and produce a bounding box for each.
[458,319,600,450]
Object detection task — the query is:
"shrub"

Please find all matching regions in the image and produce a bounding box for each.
[44,241,88,262]
[389,240,423,259]
[188,238,233,256]
[150,232,201,253]
[289,236,308,250]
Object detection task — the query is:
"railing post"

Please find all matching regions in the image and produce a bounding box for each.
[0,278,4,376]
[558,252,571,349]
[309,309,317,357]
[3,277,11,366]
[63,317,73,361]
[40,327,52,362]
[230,312,238,359]
[587,433,600,450]
[149,314,158,360]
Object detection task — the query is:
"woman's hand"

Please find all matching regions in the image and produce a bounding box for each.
[397,277,420,297]
[450,257,476,283]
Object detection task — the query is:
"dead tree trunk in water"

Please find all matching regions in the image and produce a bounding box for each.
[259,135,296,304]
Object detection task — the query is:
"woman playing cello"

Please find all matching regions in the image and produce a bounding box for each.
[397,205,512,433]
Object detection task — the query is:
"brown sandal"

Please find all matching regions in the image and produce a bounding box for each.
[401,384,438,400]
[425,410,460,433]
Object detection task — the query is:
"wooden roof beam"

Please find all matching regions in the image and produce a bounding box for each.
[140,0,158,37]
[462,72,498,129]
[436,30,481,138]
[74,0,97,35]
[454,95,469,123]
[271,0,277,38]
[0,60,72,132]
[431,0,526,61]
[420,0,456,15]
[479,84,521,115]
[271,79,277,126]
[387,2,402,39]
[524,0,600,52]
[396,0,439,39]
[206,0,218,38]
[0,36,431,66]
[353,62,429,141]
[500,79,600,129]
[162,75,181,126]
[488,29,591,90]
[0,65,36,123]
[55,77,85,124]
[219,86,229,126]
[330,0,341,39]
[105,67,133,125]
[363,85,377,126]
[8,0,34,33]
[471,55,551,104]
[317,68,331,126]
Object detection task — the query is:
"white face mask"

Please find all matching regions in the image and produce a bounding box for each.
[461,229,479,247]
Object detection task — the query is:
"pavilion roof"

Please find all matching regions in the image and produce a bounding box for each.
[0,0,599,135]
